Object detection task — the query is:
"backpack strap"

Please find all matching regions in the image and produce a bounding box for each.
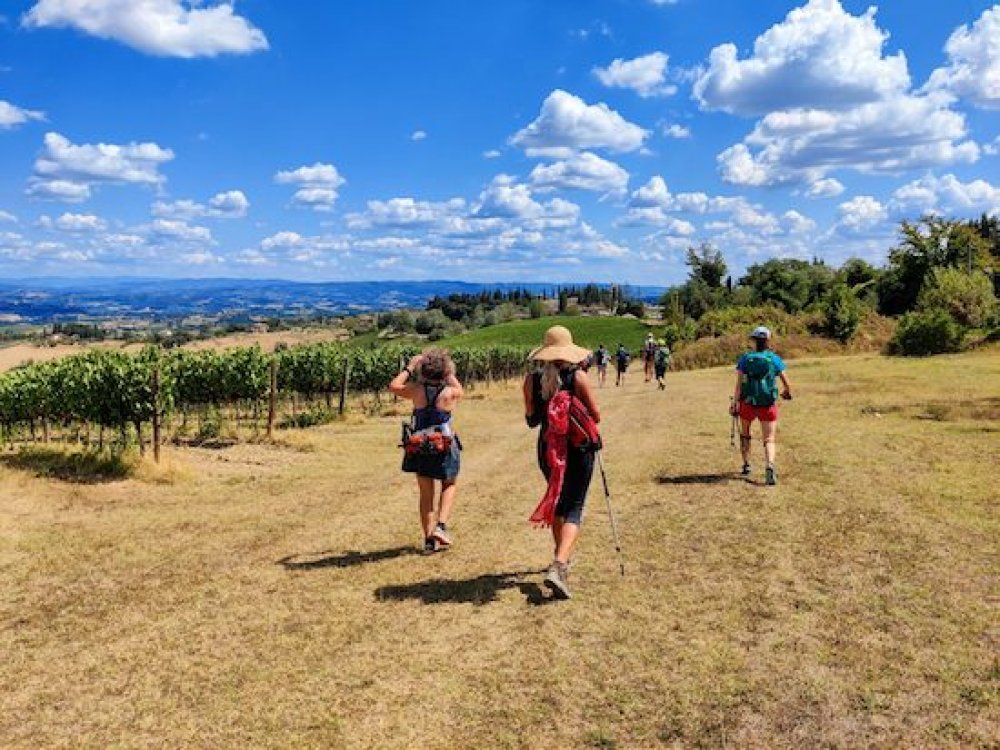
[423,383,445,407]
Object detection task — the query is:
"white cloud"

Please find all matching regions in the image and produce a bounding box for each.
[254,231,349,265]
[782,209,816,234]
[346,197,467,229]
[649,0,679,5]
[694,0,909,115]
[0,99,45,129]
[890,174,1000,217]
[28,131,174,202]
[152,189,249,219]
[701,0,978,187]
[53,212,107,232]
[925,6,1000,109]
[482,149,502,159]
[0,210,17,223]
[662,123,691,139]
[717,93,978,186]
[617,207,695,232]
[24,0,268,58]
[985,136,1000,157]
[509,89,648,158]
[805,177,845,198]
[275,162,346,211]
[837,195,887,232]
[411,130,427,141]
[149,218,213,243]
[593,52,676,98]
[529,152,629,194]
[179,251,221,265]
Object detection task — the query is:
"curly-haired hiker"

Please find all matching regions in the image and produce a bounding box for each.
[389,349,463,553]
[522,326,601,599]
[730,326,793,486]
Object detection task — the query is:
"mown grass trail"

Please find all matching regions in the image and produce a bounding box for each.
[1,351,997,748]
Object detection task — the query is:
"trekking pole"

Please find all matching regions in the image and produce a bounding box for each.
[596,451,625,577]
[729,397,737,449]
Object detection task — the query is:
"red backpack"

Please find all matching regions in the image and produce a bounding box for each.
[546,387,602,452]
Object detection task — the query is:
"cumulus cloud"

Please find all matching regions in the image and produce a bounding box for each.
[694,0,909,115]
[24,0,269,58]
[662,124,691,139]
[345,198,466,230]
[925,5,1000,109]
[805,177,845,198]
[50,212,107,232]
[152,189,249,219]
[837,195,887,232]
[782,210,816,234]
[411,130,427,141]
[149,218,213,243]
[700,0,978,187]
[593,52,676,98]
[528,152,629,194]
[509,89,648,158]
[275,162,345,211]
[890,173,1000,217]
[0,99,45,129]
[0,210,17,223]
[482,149,502,159]
[27,131,174,202]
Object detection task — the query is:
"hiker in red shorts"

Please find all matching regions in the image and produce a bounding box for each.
[730,326,793,486]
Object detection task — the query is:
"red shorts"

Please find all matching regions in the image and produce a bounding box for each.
[739,402,779,423]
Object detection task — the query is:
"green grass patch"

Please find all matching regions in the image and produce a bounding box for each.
[437,315,654,350]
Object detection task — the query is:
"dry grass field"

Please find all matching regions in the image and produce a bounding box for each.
[1,351,997,748]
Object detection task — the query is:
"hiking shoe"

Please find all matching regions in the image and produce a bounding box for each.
[422,537,438,555]
[765,465,777,486]
[544,561,572,600]
[741,463,752,477]
[431,524,452,548]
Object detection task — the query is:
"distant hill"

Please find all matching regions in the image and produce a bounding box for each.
[0,278,666,323]
[438,315,653,351]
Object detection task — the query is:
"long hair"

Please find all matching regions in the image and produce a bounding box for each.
[419,348,454,383]
[541,360,567,401]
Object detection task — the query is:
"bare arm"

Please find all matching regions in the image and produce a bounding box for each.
[732,371,743,411]
[779,371,793,400]
[388,354,422,399]
[522,373,535,420]
[444,371,463,401]
[574,369,601,423]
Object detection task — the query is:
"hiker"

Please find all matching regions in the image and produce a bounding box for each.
[654,339,670,390]
[594,343,610,387]
[389,348,464,553]
[615,343,630,386]
[523,325,601,599]
[730,326,792,486]
[643,333,657,382]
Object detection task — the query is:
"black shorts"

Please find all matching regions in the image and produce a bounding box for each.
[537,434,594,525]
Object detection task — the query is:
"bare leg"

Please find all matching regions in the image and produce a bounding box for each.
[740,418,753,465]
[554,519,580,564]
[438,480,457,526]
[417,476,436,538]
[761,420,778,466]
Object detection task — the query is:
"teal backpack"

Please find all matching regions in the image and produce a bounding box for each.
[740,352,778,407]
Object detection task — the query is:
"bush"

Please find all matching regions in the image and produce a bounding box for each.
[890,309,965,356]
[528,299,544,319]
[694,305,804,339]
[660,319,697,348]
[917,268,997,329]
[823,285,864,343]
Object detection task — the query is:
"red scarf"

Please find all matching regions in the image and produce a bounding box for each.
[529,390,570,528]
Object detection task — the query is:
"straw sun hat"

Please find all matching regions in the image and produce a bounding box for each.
[528,325,591,363]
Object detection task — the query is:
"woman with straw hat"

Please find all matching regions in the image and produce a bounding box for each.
[522,325,601,599]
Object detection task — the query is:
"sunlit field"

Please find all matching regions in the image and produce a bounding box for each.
[1,350,997,748]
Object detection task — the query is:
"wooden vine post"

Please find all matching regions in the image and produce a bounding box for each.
[152,364,161,464]
[338,357,351,416]
[267,357,278,439]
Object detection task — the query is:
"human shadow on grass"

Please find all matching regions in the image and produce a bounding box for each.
[0,447,133,484]
[278,546,420,571]
[655,472,737,485]
[375,569,550,606]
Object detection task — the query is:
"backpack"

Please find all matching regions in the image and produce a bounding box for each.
[740,352,778,407]
[655,348,669,368]
[547,390,602,452]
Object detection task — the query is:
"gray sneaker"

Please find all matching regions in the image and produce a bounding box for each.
[741,463,752,477]
[765,465,777,486]
[544,561,572,600]
[431,524,452,548]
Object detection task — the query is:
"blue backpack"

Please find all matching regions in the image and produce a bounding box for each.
[740,352,778,407]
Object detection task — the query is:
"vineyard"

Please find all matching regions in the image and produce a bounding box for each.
[0,342,531,456]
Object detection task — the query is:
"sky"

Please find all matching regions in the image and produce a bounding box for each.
[0,0,998,285]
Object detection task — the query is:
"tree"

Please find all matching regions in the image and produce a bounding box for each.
[741,259,816,313]
[917,268,997,329]
[686,243,727,289]
[823,284,864,343]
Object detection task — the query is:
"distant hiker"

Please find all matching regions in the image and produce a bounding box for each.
[389,349,464,553]
[523,326,601,600]
[730,326,792,486]
[615,343,630,386]
[643,333,657,382]
[595,344,610,387]
[654,340,670,390]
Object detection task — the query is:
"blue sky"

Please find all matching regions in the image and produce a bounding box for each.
[0,0,997,284]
